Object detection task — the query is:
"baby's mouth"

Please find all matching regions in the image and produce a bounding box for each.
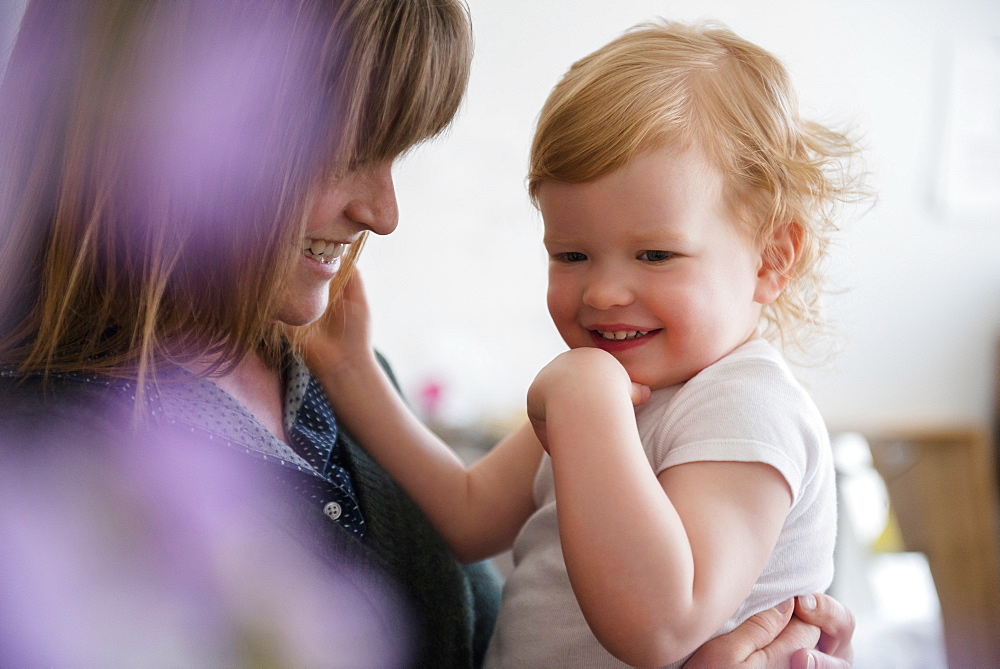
[302,238,346,264]
[594,329,652,341]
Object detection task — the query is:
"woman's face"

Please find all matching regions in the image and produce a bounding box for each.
[274,161,399,326]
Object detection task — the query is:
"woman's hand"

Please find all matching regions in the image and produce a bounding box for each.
[526,348,649,452]
[683,593,854,668]
[790,594,855,668]
[300,269,376,378]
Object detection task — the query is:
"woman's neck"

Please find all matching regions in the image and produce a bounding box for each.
[190,351,287,443]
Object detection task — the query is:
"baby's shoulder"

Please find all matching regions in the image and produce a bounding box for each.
[687,340,803,404]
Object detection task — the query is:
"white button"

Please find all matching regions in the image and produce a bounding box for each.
[323,501,342,520]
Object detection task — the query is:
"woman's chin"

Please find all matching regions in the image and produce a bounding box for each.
[273,294,329,328]
[273,259,340,327]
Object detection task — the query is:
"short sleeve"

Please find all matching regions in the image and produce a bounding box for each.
[636,342,826,503]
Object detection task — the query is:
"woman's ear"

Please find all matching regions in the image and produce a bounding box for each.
[754,221,803,305]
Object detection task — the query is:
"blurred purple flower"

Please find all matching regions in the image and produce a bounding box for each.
[0,422,412,666]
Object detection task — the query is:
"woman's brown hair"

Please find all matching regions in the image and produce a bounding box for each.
[0,0,472,393]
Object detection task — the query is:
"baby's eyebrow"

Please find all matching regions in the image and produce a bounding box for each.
[628,228,692,246]
[622,222,691,246]
[543,229,692,248]
[542,234,576,247]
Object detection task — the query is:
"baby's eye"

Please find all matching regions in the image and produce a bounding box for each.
[638,250,675,263]
[553,251,588,263]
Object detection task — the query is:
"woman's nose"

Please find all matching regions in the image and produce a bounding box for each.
[345,161,399,236]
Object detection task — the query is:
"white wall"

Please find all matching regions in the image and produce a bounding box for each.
[363,0,1000,433]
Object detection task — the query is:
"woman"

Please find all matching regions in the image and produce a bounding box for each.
[0,0,853,666]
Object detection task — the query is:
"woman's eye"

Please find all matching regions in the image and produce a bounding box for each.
[638,250,675,263]
[553,251,588,263]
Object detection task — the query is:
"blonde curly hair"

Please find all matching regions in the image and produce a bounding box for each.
[529,19,869,361]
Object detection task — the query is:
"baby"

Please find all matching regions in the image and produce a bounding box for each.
[309,19,864,668]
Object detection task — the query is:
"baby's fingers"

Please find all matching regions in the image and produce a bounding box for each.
[631,382,651,407]
[321,269,368,326]
[301,269,373,372]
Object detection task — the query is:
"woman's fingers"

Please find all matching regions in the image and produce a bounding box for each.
[793,594,855,664]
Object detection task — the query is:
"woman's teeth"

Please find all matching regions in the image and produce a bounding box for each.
[597,329,650,341]
[302,238,346,264]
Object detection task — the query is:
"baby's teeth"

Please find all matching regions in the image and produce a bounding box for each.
[598,330,645,340]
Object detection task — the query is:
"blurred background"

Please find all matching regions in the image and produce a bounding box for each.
[3,0,999,667]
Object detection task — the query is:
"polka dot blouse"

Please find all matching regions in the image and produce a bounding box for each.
[119,353,368,539]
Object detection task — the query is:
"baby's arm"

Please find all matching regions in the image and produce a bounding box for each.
[528,347,792,667]
[304,273,543,562]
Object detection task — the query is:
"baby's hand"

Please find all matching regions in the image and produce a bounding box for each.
[527,348,650,452]
[301,270,374,376]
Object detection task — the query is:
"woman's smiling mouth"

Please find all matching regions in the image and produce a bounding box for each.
[302,238,347,264]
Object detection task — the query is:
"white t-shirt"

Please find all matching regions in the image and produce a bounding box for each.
[484,339,837,668]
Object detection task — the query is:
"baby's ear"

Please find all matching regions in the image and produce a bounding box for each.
[753,221,803,305]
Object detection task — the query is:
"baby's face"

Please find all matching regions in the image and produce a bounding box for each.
[538,146,769,390]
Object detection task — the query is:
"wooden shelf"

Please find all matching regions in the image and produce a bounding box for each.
[866,427,1000,668]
